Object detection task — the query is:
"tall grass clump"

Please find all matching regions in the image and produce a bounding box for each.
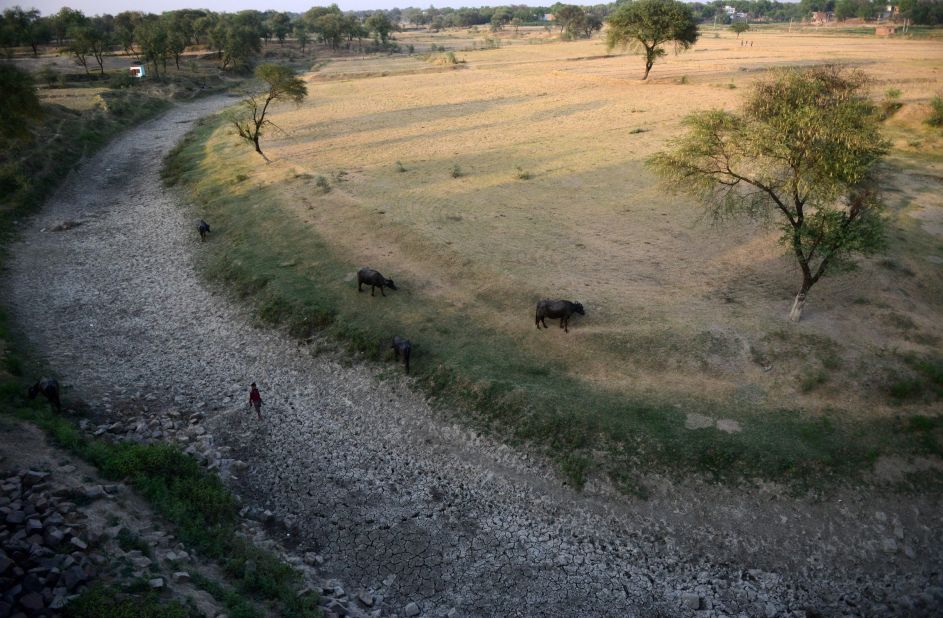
[928,93,943,127]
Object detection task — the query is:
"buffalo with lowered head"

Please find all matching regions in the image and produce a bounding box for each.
[28,377,61,413]
[357,268,397,297]
[535,299,585,333]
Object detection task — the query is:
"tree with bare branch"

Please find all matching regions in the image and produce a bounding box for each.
[229,63,308,162]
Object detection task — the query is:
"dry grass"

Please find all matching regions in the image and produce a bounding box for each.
[207,29,943,421]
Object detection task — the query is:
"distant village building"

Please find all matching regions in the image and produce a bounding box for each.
[543,13,555,21]
[875,24,897,36]
[129,63,146,78]
[811,11,832,25]
[724,5,750,21]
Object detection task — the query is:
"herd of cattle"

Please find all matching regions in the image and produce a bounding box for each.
[356,267,585,373]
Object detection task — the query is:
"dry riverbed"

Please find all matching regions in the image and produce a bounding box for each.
[4,96,943,617]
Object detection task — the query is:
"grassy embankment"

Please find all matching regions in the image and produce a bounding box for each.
[0,71,319,616]
[164,114,943,492]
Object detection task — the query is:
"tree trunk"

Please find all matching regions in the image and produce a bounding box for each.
[642,46,654,80]
[253,138,271,163]
[788,281,812,322]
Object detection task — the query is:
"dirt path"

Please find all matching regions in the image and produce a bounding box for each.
[4,97,942,618]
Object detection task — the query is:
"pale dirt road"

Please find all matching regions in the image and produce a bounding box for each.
[4,97,942,617]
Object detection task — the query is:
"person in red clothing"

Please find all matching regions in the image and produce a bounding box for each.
[248,383,262,420]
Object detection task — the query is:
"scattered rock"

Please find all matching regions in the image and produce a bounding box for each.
[404,601,421,616]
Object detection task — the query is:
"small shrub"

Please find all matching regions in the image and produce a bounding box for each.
[515,166,531,180]
[890,377,923,400]
[677,75,688,85]
[928,94,943,128]
[799,369,829,393]
[395,160,407,173]
[233,174,249,184]
[727,83,737,89]
[117,527,152,557]
[38,65,59,88]
[628,127,647,134]
[108,73,136,89]
[880,88,903,120]
[450,164,463,178]
[315,175,331,193]
[560,453,591,490]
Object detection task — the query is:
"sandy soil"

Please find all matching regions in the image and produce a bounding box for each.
[4,95,943,617]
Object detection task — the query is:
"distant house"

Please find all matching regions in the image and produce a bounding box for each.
[811,11,832,25]
[129,63,146,78]
[543,13,555,21]
[875,24,897,36]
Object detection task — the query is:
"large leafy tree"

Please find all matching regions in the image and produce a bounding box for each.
[2,6,50,57]
[649,66,890,322]
[229,63,308,161]
[365,13,395,46]
[0,64,41,140]
[606,0,699,80]
[137,18,169,78]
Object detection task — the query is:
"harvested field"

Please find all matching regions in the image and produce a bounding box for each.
[237,30,943,420]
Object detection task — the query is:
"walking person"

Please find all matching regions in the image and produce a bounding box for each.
[248,382,263,420]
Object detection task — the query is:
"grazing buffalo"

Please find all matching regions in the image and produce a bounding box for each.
[535,299,585,333]
[198,219,211,241]
[391,336,412,373]
[28,378,61,413]
[357,268,397,297]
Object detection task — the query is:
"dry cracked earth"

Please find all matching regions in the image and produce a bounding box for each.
[5,97,943,618]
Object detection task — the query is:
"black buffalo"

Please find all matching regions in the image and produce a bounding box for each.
[535,299,585,333]
[357,268,397,297]
[198,220,210,241]
[391,336,412,373]
[28,378,61,413]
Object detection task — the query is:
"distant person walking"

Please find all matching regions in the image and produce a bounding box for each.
[248,383,263,420]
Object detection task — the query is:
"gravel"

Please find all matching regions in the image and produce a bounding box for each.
[5,97,943,617]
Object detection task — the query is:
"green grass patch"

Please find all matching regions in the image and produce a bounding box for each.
[191,572,263,618]
[116,527,153,557]
[66,584,189,618]
[163,115,943,490]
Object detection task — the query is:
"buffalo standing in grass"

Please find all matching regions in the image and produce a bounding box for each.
[28,378,61,413]
[357,268,397,297]
[198,220,211,241]
[535,299,585,333]
[391,336,412,373]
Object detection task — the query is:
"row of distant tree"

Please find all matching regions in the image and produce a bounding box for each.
[801,0,942,23]
[1,1,939,76]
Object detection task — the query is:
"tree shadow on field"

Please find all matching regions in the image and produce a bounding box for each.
[286,94,535,142]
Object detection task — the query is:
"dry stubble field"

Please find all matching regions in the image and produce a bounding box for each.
[180,28,943,481]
